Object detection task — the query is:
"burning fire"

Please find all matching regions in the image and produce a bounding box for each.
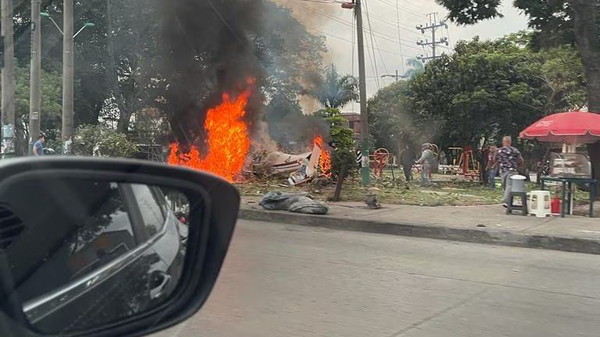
[168,85,252,182]
[313,136,332,177]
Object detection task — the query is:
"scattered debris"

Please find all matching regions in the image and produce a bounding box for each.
[365,193,381,209]
[250,136,331,187]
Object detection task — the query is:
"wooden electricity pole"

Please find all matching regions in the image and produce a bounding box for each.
[354,0,370,186]
[29,0,42,154]
[1,0,16,157]
[62,0,75,152]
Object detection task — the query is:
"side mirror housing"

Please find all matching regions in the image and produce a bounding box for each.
[0,157,239,336]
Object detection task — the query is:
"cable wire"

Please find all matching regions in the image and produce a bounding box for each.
[364,0,387,79]
[395,0,405,74]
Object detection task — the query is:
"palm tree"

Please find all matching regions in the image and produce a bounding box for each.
[403,58,425,78]
[309,64,359,109]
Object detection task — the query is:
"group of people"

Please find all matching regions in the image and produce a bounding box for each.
[399,143,436,187]
[399,136,524,208]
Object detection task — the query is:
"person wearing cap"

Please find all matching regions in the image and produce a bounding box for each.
[33,133,45,156]
[415,143,435,187]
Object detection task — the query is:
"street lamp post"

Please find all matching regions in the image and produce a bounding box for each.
[41,10,94,154]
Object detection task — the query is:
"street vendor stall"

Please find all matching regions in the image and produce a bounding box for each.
[540,152,596,217]
[520,111,600,218]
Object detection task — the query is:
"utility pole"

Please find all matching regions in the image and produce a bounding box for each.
[342,0,370,185]
[29,0,42,155]
[62,0,74,153]
[381,70,404,82]
[416,13,448,63]
[354,0,370,186]
[1,0,16,158]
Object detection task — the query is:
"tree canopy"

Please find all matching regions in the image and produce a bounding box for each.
[436,0,600,189]
[2,0,328,153]
[306,64,359,109]
[367,34,585,153]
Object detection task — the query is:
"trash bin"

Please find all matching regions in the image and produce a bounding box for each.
[510,175,526,193]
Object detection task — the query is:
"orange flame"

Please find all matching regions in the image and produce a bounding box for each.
[314,136,332,177]
[167,87,252,182]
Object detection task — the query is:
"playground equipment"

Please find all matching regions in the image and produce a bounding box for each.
[371,148,392,178]
[429,143,440,159]
[458,145,480,180]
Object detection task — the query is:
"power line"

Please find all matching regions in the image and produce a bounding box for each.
[289,0,423,51]
[364,1,387,90]
[395,0,405,74]
[363,0,387,84]
[363,22,380,90]
[304,25,407,56]
[403,0,435,13]
[379,0,429,19]
[362,10,424,37]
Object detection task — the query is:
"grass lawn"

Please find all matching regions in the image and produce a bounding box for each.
[237,171,506,206]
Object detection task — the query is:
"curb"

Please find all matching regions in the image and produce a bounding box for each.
[239,208,600,255]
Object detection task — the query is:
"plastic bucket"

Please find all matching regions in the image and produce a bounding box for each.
[510,174,526,193]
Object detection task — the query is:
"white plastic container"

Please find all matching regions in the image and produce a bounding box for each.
[510,175,526,193]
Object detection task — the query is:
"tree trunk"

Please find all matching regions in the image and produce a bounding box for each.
[106,0,131,133]
[572,0,600,197]
[116,112,131,133]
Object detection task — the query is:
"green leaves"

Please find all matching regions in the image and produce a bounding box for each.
[72,125,139,158]
[368,34,584,152]
[307,64,359,109]
[435,0,503,25]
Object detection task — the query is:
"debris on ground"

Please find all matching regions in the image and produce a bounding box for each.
[259,191,329,215]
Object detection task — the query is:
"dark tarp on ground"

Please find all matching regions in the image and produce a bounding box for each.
[259,192,329,215]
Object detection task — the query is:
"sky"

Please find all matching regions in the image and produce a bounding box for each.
[278,0,530,112]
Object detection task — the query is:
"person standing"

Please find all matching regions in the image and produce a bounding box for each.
[399,144,415,182]
[493,136,524,207]
[416,143,435,187]
[33,133,45,156]
[485,145,498,189]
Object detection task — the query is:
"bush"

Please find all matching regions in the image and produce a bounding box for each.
[316,108,356,178]
[73,125,139,158]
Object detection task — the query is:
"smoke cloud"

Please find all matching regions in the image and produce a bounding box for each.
[158,0,267,151]
[158,0,338,153]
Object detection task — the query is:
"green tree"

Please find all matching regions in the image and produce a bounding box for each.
[368,80,419,155]
[436,0,600,192]
[368,82,423,154]
[403,58,425,79]
[316,108,355,178]
[308,64,359,109]
[7,0,328,157]
[408,36,549,147]
[539,44,586,111]
[0,65,63,155]
[72,125,139,158]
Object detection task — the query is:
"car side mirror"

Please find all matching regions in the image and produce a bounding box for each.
[0,157,240,337]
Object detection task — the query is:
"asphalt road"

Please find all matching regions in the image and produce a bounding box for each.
[153,220,600,337]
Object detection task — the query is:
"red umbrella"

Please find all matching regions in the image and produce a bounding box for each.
[519,111,600,144]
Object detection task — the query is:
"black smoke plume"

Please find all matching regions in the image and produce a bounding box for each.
[158,0,266,152]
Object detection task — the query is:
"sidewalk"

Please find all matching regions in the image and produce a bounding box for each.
[239,197,600,255]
